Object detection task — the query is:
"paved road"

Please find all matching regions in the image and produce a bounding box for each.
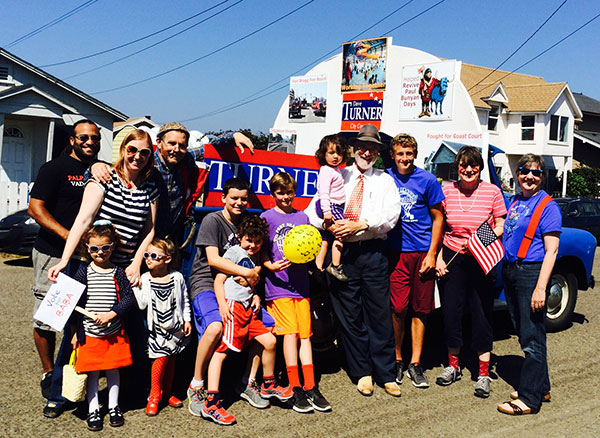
[1,252,598,437]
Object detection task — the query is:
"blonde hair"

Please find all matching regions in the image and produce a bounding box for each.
[114,129,154,183]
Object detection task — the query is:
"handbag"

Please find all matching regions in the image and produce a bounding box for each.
[62,349,87,402]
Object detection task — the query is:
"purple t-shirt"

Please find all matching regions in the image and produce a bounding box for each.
[386,167,445,252]
[260,208,310,300]
[503,190,562,262]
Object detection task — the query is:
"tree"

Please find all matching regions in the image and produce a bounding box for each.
[566,166,600,198]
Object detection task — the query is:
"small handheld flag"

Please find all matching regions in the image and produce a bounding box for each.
[467,221,504,274]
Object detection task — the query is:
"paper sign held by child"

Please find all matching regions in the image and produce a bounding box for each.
[34,272,85,332]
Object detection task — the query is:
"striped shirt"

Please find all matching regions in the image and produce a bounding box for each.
[83,265,121,337]
[442,181,506,253]
[89,170,159,267]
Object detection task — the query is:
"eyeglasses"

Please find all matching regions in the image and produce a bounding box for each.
[126,145,152,158]
[459,162,480,169]
[74,134,101,142]
[144,252,168,260]
[87,243,114,253]
[518,167,544,177]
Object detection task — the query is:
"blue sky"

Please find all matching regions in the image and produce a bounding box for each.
[2,0,599,133]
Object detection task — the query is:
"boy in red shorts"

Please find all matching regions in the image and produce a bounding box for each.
[202,215,287,425]
[386,134,445,388]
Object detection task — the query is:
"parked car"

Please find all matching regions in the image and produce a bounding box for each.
[0,209,39,256]
[554,198,600,245]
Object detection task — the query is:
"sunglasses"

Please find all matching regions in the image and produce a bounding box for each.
[126,145,152,158]
[144,252,168,260]
[74,134,101,142]
[459,162,480,169]
[87,243,114,253]
[518,167,543,177]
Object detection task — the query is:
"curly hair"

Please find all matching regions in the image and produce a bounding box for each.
[237,215,269,243]
[390,133,418,154]
[315,134,349,166]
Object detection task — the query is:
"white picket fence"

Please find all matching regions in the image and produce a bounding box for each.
[0,181,33,219]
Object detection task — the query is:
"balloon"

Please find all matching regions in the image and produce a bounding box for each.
[283,224,322,264]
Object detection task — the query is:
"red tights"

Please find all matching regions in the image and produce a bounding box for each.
[149,355,176,401]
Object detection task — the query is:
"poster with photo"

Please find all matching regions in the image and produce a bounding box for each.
[341,37,388,93]
[340,91,384,131]
[268,128,297,153]
[399,60,459,121]
[288,74,328,123]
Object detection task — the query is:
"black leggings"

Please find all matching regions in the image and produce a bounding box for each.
[438,246,496,353]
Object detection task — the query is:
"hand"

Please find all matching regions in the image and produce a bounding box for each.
[531,286,546,312]
[90,162,112,184]
[246,267,261,287]
[329,219,364,240]
[251,294,261,313]
[125,264,141,287]
[94,311,116,325]
[233,132,254,154]
[233,276,249,287]
[436,255,448,278]
[419,253,436,277]
[218,302,232,323]
[48,260,69,282]
[71,332,78,349]
[270,259,292,272]
[184,321,192,336]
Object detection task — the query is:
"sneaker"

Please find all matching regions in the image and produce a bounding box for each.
[407,363,430,388]
[201,400,236,425]
[474,376,492,398]
[395,361,404,385]
[87,409,103,431]
[108,406,124,427]
[260,382,293,401]
[326,263,349,282]
[240,381,270,409]
[305,386,331,412]
[187,386,205,417]
[436,366,462,386]
[43,401,64,419]
[40,371,53,400]
[291,387,313,413]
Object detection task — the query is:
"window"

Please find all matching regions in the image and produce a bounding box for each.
[550,115,568,142]
[488,105,500,131]
[521,115,535,141]
[0,65,10,81]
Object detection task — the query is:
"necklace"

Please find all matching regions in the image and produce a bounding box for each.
[457,181,479,212]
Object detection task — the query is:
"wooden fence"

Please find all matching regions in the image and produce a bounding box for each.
[0,181,33,219]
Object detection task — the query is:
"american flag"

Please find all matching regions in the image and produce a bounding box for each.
[467,221,504,275]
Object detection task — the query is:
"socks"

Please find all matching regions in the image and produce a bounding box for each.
[190,378,204,389]
[87,371,100,413]
[105,369,120,409]
[150,356,169,400]
[449,353,459,370]
[479,359,490,377]
[206,391,219,407]
[302,364,315,390]
[263,375,275,388]
[286,366,301,389]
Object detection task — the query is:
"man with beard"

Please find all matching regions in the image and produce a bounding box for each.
[28,119,102,418]
[306,124,402,398]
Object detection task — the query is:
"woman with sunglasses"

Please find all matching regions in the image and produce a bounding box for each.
[497,154,561,416]
[435,146,506,398]
[49,129,158,287]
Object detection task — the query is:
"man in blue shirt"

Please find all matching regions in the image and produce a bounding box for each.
[386,134,445,388]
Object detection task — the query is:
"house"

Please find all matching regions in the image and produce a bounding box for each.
[461,63,583,195]
[573,92,600,169]
[0,48,127,217]
[112,116,158,163]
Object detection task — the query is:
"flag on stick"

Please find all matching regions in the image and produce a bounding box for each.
[467,221,504,274]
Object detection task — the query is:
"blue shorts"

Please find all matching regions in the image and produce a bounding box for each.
[259,306,275,328]
[192,291,222,340]
[316,200,345,221]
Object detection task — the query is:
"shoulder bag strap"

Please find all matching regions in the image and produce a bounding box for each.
[517,195,553,259]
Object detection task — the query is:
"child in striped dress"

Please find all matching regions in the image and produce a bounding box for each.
[133,238,192,416]
[70,222,136,431]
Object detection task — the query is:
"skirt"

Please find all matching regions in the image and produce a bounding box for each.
[75,332,133,373]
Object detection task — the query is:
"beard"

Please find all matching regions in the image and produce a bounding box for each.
[354,154,375,171]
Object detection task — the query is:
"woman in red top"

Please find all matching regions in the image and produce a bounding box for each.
[435,146,506,398]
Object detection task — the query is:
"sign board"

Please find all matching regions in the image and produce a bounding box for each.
[341,91,383,131]
[341,37,389,93]
[33,273,86,332]
[203,145,321,210]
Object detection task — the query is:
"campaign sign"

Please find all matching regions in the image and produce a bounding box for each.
[33,273,85,332]
[340,91,384,131]
[203,145,320,210]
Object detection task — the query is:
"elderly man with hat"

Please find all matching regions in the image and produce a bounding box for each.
[307,124,402,397]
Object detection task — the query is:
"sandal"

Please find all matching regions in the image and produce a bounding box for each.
[497,401,538,416]
[510,391,551,402]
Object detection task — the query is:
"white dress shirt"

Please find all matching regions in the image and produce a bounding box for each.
[305,163,401,242]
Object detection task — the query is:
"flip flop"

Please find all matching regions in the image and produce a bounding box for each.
[510,391,551,402]
[497,401,538,416]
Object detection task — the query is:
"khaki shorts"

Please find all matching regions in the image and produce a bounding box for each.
[31,248,62,331]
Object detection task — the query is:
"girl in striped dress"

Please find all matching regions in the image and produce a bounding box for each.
[134,238,192,416]
[70,222,136,431]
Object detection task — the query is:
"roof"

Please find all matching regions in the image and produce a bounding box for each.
[573,92,600,115]
[114,117,159,131]
[0,48,127,121]
[574,130,600,149]
[460,62,574,114]
[0,84,77,112]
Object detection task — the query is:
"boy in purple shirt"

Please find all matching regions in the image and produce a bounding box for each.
[386,134,445,388]
[261,172,332,413]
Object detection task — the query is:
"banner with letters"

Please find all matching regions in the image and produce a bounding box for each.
[340,91,383,131]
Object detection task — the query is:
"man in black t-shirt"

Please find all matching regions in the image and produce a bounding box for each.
[27,119,101,417]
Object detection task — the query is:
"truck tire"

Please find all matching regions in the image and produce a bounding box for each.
[545,271,577,332]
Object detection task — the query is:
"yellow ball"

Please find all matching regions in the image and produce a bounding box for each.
[283,224,323,264]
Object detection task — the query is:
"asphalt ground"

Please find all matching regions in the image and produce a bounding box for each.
[1,251,599,438]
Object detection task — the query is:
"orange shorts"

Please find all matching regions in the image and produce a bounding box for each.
[217,300,270,353]
[75,333,132,373]
[267,297,312,338]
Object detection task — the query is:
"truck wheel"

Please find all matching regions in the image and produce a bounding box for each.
[545,272,577,332]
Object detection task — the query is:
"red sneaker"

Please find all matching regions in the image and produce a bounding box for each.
[145,397,159,416]
[260,382,293,401]
[201,400,236,426]
[167,395,183,408]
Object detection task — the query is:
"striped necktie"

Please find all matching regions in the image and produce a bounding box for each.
[345,174,364,222]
